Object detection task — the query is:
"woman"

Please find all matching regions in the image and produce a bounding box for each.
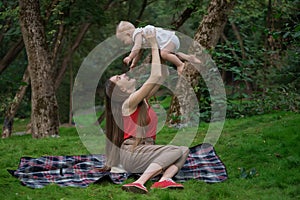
[105,28,189,194]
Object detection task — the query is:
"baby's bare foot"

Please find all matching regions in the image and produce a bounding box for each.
[176,52,201,64]
[177,63,185,75]
[189,55,201,64]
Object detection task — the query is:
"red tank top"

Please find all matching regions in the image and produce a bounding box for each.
[123,104,158,140]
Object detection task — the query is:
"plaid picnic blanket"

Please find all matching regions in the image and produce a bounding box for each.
[8,143,227,188]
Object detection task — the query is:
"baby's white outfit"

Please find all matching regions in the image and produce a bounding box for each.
[132,25,180,51]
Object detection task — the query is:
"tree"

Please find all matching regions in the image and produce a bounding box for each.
[19,0,59,138]
[2,0,115,137]
[167,0,236,125]
[1,67,30,138]
[1,0,63,138]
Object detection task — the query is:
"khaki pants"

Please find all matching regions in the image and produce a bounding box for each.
[120,138,189,173]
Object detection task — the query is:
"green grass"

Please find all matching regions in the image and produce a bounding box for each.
[0,111,300,199]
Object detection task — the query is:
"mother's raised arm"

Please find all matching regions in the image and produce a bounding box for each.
[124,28,168,110]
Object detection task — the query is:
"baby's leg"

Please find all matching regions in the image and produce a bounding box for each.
[176,52,201,64]
[160,42,185,75]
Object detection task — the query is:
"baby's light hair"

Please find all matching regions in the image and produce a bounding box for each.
[116,21,135,37]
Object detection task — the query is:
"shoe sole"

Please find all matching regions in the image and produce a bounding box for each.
[122,185,148,194]
[151,185,184,189]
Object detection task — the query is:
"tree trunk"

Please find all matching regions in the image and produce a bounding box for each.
[136,0,148,23]
[2,67,30,138]
[0,38,24,74]
[230,21,253,94]
[167,0,236,125]
[19,0,59,138]
[171,0,199,30]
[194,0,236,49]
[54,23,91,90]
[265,0,281,69]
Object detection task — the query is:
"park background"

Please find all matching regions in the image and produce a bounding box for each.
[0,0,299,199]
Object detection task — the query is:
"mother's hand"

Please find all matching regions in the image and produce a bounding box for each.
[142,27,157,46]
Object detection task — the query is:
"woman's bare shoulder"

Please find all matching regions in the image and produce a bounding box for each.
[121,98,137,116]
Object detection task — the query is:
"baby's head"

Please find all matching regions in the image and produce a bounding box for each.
[116,21,135,45]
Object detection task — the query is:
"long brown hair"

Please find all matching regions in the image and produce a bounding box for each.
[104,79,126,168]
[104,79,149,167]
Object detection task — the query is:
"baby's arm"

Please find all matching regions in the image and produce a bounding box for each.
[130,50,143,69]
[123,33,143,67]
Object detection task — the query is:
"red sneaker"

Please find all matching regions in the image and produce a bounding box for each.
[151,179,184,189]
[122,182,148,194]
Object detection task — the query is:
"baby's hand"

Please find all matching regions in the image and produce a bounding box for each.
[123,56,132,65]
[129,63,136,70]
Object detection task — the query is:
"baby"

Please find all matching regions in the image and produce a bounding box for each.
[116,21,200,75]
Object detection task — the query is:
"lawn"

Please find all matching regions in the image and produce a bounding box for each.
[0,111,299,200]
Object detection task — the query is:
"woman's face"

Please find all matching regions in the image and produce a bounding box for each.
[110,73,136,93]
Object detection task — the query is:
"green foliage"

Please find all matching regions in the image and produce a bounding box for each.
[0,1,19,34]
[209,0,300,118]
[0,0,299,123]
